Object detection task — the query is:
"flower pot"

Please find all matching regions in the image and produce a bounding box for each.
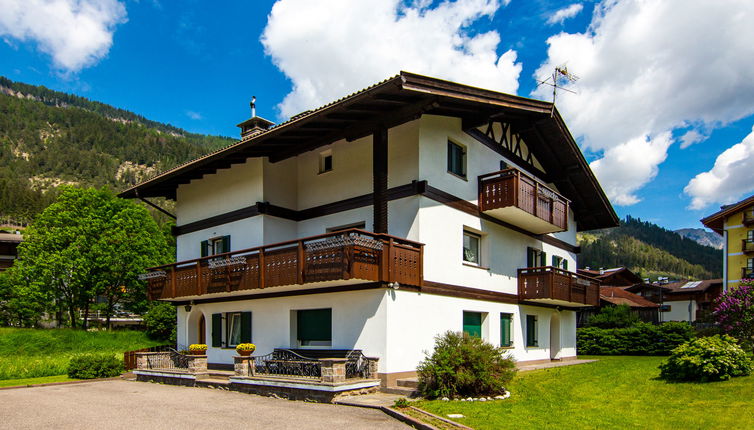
[237,350,252,356]
[191,350,206,355]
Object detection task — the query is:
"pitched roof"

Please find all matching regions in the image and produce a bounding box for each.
[577,267,643,286]
[600,287,659,308]
[119,71,618,231]
[662,279,723,294]
[701,194,754,234]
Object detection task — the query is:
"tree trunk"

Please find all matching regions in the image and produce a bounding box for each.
[82,301,90,330]
[105,294,114,330]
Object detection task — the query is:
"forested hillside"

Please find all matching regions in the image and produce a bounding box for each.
[579,216,723,280]
[0,77,235,221]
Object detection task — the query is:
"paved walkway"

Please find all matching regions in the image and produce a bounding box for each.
[517,358,597,372]
[0,380,409,430]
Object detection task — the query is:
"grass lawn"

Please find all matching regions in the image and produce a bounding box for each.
[0,328,163,380]
[0,375,76,388]
[414,356,754,429]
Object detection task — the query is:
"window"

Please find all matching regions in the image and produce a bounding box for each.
[500,313,513,347]
[201,235,230,257]
[748,230,754,241]
[746,258,754,278]
[551,255,568,270]
[526,315,538,347]
[463,230,481,265]
[463,311,483,338]
[319,150,333,173]
[447,140,466,178]
[659,305,671,312]
[527,247,546,268]
[211,311,251,348]
[297,308,332,347]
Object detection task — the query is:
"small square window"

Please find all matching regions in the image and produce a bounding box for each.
[463,311,483,338]
[319,150,333,173]
[463,230,481,265]
[447,140,466,178]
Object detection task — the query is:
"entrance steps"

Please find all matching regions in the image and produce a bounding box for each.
[195,370,233,389]
[381,377,418,397]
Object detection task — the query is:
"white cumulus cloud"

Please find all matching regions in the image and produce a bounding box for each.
[0,0,127,72]
[533,0,754,206]
[546,3,583,25]
[261,0,521,118]
[685,126,754,210]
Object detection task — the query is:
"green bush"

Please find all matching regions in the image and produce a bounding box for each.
[577,322,694,355]
[417,331,516,399]
[587,304,640,328]
[67,353,124,379]
[659,335,752,382]
[143,302,176,342]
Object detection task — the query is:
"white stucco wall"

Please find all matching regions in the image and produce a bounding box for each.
[660,299,696,322]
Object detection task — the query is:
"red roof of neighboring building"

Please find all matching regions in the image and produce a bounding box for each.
[662,279,723,294]
[600,286,659,308]
[578,267,643,287]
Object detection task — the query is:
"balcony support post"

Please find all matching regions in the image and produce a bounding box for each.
[373,126,388,234]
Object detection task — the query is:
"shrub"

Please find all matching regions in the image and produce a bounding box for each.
[577,322,693,355]
[659,335,752,382]
[143,302,176,342]
[587,304,640,328]
[713,281,754,352]
[417,331,516,399]
[67,353,124,379]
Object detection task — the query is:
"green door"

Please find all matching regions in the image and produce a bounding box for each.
[463,311,482,338]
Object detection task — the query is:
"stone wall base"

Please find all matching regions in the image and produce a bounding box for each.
[230,382,378,403]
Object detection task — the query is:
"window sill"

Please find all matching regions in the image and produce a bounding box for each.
[463,262,489,270]
[500,346,514,350]
[447,171,468,181]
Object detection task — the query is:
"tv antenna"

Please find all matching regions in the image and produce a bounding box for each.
[536,65,579,114]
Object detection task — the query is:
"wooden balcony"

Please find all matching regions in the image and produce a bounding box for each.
[478,169,569,234]
[742,239,754,254]
[143,229,423,301]
[518,266,600,307]
[743,210,754,227]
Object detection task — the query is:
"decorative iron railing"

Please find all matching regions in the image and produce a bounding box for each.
[252,349,322,379]
[742,239,754,254]
[142,229,423,300]
[345,350,371,379]
[142,349,191,371]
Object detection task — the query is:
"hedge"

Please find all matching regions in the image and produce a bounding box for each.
[577,322,694,355]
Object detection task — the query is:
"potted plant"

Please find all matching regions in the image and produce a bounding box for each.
[236,343,256,356]
[188,344,208,355]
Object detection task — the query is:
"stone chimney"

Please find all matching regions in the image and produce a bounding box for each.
[236,96,274,139]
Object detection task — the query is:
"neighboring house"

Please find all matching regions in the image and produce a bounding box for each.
[627,279,722,323]
[701,194,754,290]
[120,72,617,388]
[0,231,22,272]
[576,267,659,324]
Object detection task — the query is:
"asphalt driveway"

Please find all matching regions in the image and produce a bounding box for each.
[0,380,409,429]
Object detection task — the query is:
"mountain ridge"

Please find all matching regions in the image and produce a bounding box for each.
[674,227,724,250]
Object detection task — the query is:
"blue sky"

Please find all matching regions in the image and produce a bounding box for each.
[1,0,753,232]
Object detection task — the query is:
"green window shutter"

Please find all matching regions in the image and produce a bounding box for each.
[222,235,231,254]
[526,315,538,347]
[500,313,512,347]
[562,259,568,270]
[463,311,482,338]
[526,248,535,267]
[540,251,547,267]
[240,311,252,343]
[200,240,209,258]
[211,313,222,347]
[551,255,557,266]
[297,308,332,342]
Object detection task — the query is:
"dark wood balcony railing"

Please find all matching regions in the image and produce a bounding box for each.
[742,239,754,254]
[743,210,754,226]
[143,229,423,300]
[518,266,600,307]
[478,169,569,234]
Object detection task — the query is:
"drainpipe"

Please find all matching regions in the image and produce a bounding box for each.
[723,230,728,293]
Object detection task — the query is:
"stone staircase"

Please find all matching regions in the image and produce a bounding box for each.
[381,377,418,397]
[195,370,233,389]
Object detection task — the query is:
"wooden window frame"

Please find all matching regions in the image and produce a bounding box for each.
[447,140,467,179]
[319,150,333,174]
[463,230,482,266]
